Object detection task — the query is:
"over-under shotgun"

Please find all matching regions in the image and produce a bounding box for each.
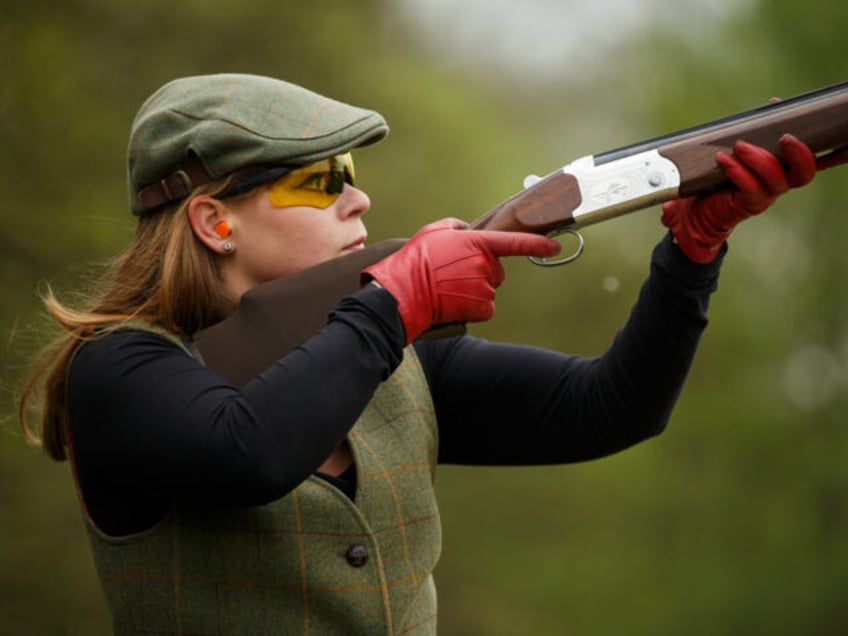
[196,81,848,385]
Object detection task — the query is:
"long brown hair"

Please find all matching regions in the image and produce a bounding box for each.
[18,175,243,461]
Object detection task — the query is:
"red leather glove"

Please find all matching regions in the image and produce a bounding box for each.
[362,218,561,345]
[661,134,817,264]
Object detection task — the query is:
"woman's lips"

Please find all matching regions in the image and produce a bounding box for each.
[342,236,367,252]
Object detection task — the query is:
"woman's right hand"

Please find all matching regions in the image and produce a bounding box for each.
[361,218,560,344]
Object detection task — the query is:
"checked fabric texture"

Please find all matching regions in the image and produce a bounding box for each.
[78,346,442,635]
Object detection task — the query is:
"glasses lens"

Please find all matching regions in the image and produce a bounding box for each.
[268,153,355,209]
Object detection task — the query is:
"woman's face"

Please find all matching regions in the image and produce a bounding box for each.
[220,181,371,298]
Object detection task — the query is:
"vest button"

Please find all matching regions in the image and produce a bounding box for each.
[345,543,369,567]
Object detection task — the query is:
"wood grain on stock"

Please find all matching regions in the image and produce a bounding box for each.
[470,171,582,233]
[195,239,406,386]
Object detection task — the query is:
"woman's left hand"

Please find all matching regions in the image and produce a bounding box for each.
[661,134,817,264]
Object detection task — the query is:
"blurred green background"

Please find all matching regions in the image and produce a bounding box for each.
[2,0,847,633]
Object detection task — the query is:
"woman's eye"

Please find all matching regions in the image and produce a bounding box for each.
[299,173,329,191]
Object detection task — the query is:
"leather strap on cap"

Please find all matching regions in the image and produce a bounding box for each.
[136,155,213,212]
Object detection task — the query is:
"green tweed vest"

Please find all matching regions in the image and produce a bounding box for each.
[77,334,441,635]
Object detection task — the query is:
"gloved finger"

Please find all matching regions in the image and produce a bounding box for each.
[715,150,774,208]
[778,134,817,188]
[660,197,691,228]
[435,246,504,307]
[473,230,562,259]
[439,260,505,296]
[728,140,790,196]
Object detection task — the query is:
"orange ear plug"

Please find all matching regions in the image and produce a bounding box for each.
[214,220,231,238]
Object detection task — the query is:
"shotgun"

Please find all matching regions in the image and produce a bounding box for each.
[195,81,848,386]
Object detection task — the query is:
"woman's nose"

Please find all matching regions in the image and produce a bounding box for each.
[338,184,370,218]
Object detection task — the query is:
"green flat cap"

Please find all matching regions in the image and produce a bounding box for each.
[128,73,389,216]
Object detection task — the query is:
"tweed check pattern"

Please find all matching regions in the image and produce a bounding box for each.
[128,74,389,216]
[80,346,441,635]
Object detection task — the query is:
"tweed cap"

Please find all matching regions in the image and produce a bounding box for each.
[128,73,389,215]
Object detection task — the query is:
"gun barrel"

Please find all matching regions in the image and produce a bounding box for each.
[596,80,848,167]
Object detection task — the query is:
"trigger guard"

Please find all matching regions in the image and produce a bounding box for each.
[529,229,584,267]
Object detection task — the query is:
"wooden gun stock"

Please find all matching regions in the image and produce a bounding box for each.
[196,81,848,385]
[195,239,406,387]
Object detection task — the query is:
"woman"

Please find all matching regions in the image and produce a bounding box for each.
[19,73,818,634]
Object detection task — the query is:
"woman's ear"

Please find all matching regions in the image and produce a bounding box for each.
[187,195,235,255]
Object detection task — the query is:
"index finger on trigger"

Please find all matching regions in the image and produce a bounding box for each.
[475,230,562,259]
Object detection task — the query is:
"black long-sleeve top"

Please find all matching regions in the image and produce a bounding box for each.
[68,234,722,536]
